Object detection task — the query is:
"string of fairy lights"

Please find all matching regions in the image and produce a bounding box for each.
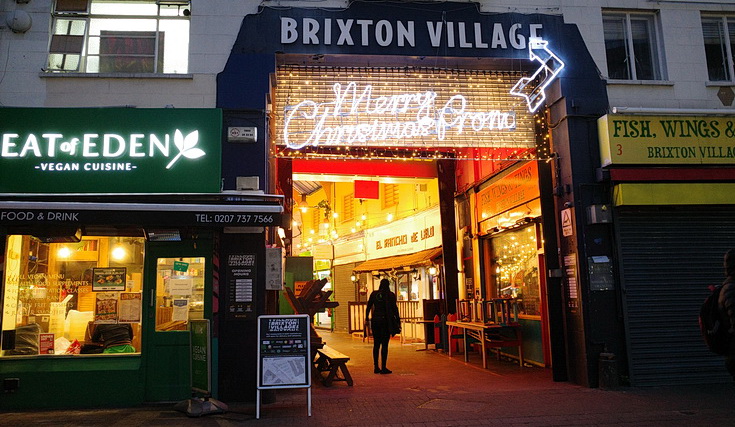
[271,65,553,161]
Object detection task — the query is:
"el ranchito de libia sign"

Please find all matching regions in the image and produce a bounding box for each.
[0,108,222,193]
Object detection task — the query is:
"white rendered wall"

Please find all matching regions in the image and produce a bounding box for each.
[0,0,262,108]
[2,0,735,110]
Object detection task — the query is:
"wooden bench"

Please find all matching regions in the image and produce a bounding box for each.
[314,345,353,387]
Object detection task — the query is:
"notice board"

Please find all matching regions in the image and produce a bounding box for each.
[257,314,311,389]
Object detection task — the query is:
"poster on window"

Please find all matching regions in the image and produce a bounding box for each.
[95,292,118,323]
[92,267,127,291]
[118,293,142,323]
[167,278,193,296]
[172,299,189,322]
[39,333,54,354]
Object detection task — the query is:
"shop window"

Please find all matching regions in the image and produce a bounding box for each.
[382,184,399,209]
[47,0,190,74]
[702,15,735,82]
[394,272,420,302]
[602,11,664,81]
[490,225,541,317]
[1,235,144,356]
[154,257,204,331]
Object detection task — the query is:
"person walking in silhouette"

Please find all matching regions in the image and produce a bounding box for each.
[366,278,401,374]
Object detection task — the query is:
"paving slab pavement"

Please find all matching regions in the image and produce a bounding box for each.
[3,330,735,426]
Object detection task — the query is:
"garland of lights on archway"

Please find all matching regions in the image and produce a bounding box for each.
[270,65,553,162]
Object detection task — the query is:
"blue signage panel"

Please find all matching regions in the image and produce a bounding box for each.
[236,2,561,58]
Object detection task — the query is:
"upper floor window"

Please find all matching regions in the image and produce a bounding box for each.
[603,11,664,81]
[47,0,190,74]
[702,15,735,81]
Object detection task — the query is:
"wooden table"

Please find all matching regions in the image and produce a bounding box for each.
[401,318,435,350]
[445,321,523,368]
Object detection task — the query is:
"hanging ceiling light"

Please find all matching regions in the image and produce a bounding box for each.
[299,194,309,213]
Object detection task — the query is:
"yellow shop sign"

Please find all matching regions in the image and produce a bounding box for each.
[598,114,735,166]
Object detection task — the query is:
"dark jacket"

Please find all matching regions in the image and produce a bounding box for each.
[718,277,735,378]
[366,290,401,336]
[719,277,735,334]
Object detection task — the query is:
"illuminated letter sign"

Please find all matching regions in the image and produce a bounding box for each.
[510,38,565,113]
[283,81,517,149]
[0,108,222,193]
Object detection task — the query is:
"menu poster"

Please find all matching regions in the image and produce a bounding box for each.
[95,292,118,323]
[118,293,142,323]
[92,267,127,291]
[39,333,54,354]
[172,299,189,322]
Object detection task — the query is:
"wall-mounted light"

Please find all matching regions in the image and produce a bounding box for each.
[57,246,71,259]
[111,245,127,261]
[428,266,438,276]
[350,273,357,282]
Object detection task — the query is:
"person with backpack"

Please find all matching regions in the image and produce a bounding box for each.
[719,249,735,379]
[365,278,401,374]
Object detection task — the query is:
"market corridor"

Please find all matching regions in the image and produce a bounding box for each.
[311,330,551,395]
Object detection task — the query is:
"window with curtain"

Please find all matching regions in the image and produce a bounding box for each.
[602,11,664,81]
[47,0,190,74]
[702,15,735,81]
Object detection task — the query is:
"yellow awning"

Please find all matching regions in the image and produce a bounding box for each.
[614,183,735,206]
[353,247,442,273]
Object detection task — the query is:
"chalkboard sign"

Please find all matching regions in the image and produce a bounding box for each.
[257,314,311,389]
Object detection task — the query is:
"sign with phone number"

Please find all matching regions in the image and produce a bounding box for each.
[0,209,282,227]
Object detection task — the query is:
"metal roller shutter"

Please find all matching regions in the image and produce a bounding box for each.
[333,263,357,333]
[617,206,735,386]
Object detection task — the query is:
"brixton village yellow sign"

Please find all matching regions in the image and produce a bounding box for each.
[598,114,735,166]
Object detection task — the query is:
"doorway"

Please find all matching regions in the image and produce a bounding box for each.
[143,238,212,402]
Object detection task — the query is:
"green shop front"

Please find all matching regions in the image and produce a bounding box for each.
[0,108,282,409]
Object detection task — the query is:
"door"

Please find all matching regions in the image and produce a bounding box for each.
[143,238,212,402]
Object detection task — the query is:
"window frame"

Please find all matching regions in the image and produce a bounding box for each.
[602,10,665,82]
[46,0,190,75]
[702,14,735,82]
[1,235,146,357]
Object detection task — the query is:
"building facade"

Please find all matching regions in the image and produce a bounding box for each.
[1,0,735,409]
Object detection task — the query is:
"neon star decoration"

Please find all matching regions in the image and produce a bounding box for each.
[510,37,565,113]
